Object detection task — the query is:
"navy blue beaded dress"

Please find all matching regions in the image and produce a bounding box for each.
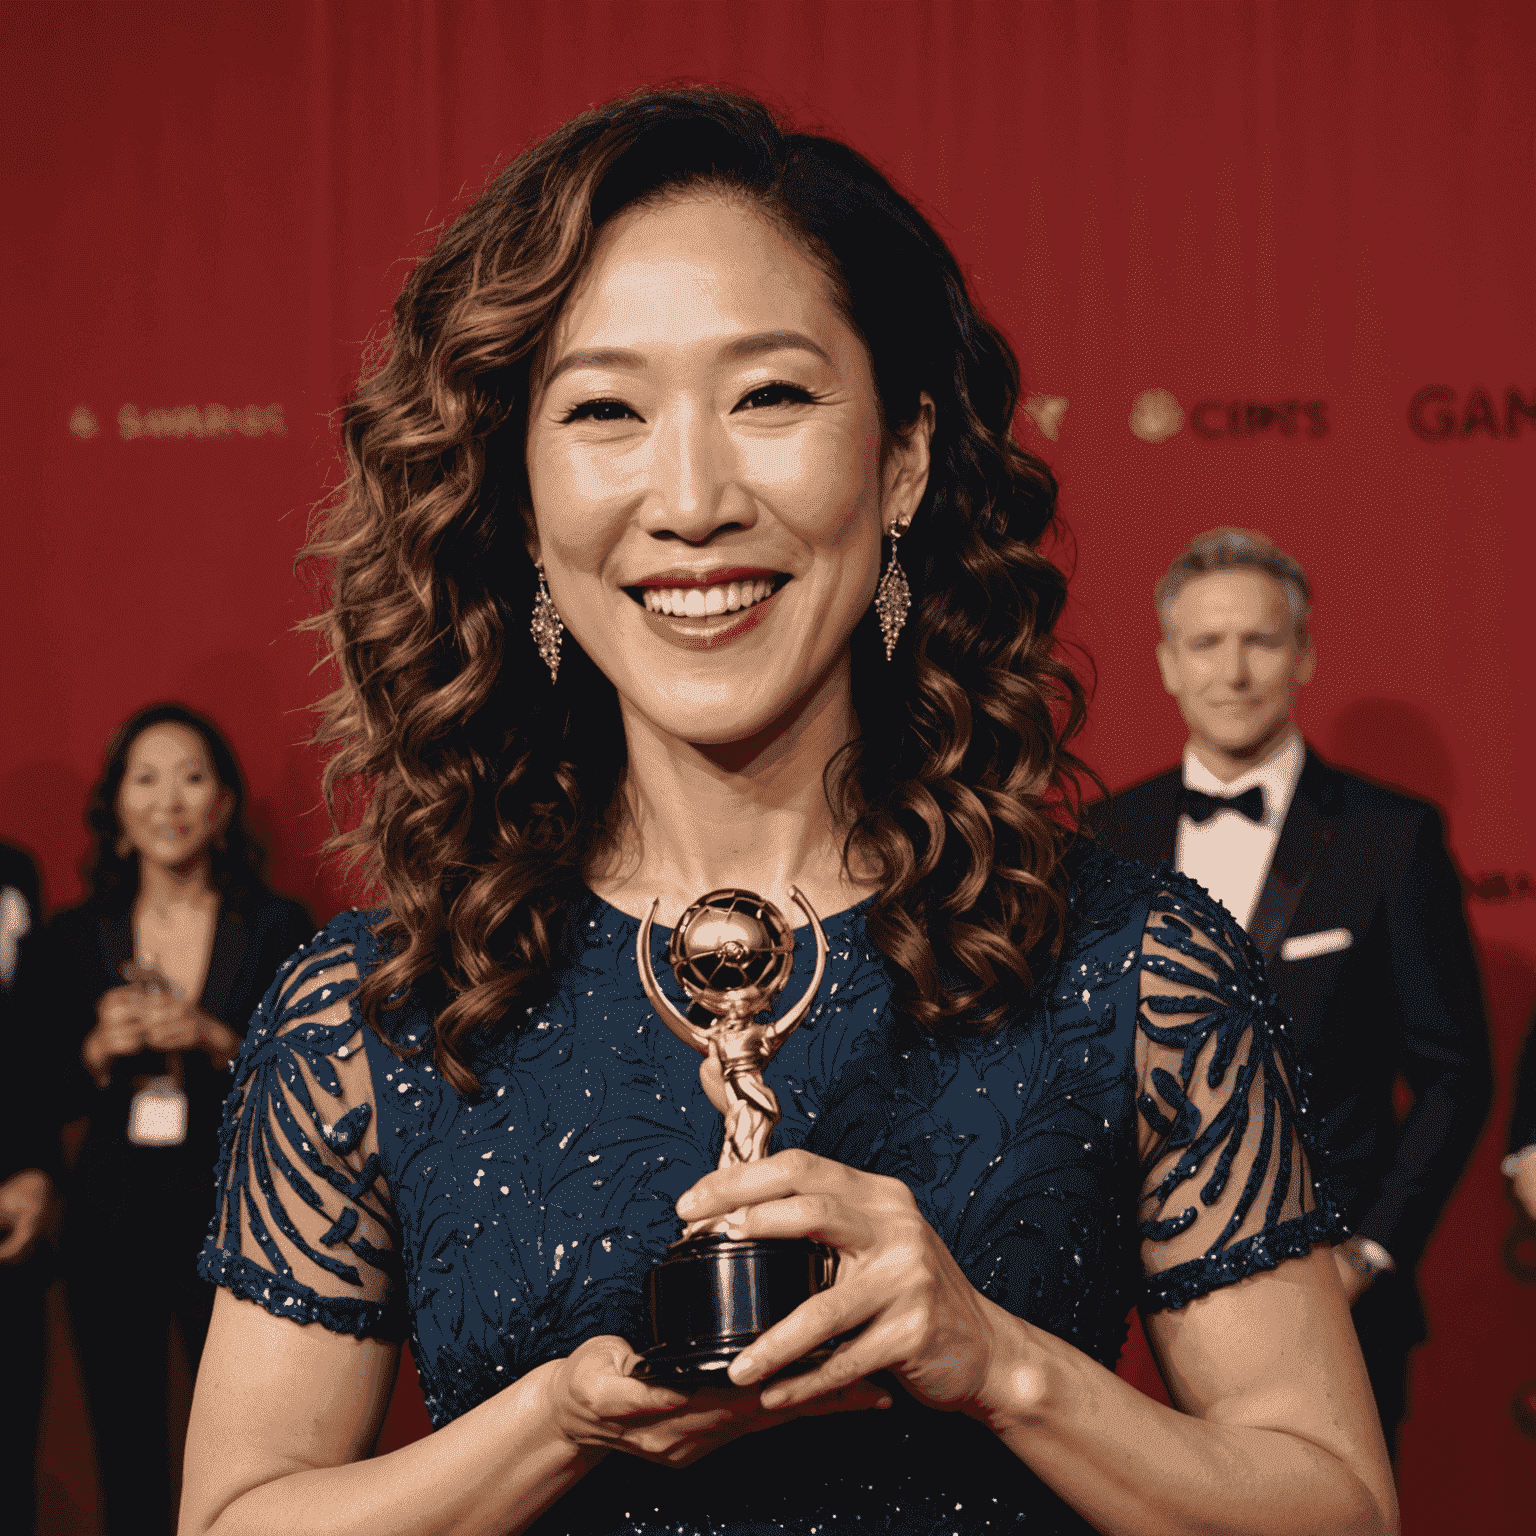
[200,849,1339,1535]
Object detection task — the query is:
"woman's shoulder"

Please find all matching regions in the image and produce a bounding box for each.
[241,908,387,1057]
[1066,840,1235,924]
[269,906,388,983]
[1062,842,1257,977]
[1063,841,1164,933]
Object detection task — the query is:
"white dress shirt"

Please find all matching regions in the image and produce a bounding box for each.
[1176,731,1305,932]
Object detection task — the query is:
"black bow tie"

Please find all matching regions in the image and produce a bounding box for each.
[1178,784,1266,825]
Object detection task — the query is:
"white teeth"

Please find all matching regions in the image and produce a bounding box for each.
[642,580,779,617]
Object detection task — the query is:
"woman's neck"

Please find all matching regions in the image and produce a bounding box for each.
[134,853,219,918]
[591,658,870,927]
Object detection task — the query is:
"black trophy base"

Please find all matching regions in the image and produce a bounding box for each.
[632,1232,836,1388]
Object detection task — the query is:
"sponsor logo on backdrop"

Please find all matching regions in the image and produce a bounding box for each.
[1467,871,1535,903]
[1129,389,1327,442]
[1023,393,1069,441]
[1408,385,1535,441]
[69,403,287,441]
[1129,389,1184,443]
[1189,399,1328,439]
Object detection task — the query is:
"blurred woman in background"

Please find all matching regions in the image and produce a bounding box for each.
[35,702,312,1536]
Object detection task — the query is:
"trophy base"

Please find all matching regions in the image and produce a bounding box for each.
[632,1232,837,1389]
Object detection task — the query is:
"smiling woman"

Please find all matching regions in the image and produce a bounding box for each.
[26,703,312,1536]
[181,88,1397,1536]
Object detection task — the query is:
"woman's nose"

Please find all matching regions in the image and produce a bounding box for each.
[643,403,753,542]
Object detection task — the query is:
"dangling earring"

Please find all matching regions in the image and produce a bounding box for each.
[530,561,565,683]
[873,519,912,661]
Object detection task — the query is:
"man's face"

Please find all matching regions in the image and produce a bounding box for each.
[1156,569,1315,765]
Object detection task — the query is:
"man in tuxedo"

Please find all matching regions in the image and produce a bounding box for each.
[1090,527,1492,1456]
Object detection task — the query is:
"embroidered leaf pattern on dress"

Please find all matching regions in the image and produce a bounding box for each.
[198,917,404,1338]
[1135,874,1339,1311]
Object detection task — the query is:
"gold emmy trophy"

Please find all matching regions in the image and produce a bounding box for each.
[633,887,834,1385]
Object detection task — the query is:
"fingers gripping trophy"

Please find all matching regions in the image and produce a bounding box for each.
[634,888,834,1383]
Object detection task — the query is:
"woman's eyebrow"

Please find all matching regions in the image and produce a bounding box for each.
[543,330,833,390]
[542,347,645,387]
[721,330,832,366]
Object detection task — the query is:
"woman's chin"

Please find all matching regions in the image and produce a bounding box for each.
[620,683,812,753]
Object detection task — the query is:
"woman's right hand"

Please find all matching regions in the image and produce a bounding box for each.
[538,1334,891,1469]
[81,984,151,1081]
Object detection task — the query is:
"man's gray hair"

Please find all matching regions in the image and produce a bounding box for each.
[1156,527,1312,639]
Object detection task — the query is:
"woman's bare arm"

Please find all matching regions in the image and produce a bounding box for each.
[180,1291,595,1536]
[182,1286,890,1536]
[973,1246,1396,1536]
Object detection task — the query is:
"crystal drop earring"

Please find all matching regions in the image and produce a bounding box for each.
[530,562,565,683]
[873,519,912,660]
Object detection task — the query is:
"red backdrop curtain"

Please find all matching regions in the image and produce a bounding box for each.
[4,3,1532,1530]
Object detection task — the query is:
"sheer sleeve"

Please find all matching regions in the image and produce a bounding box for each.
[1135,880,1342,1312]
[198,930,405,1339]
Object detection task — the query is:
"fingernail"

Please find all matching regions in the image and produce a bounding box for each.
[723,1223,745,1240]
[759,1385,787,1410]
[731,1352,756,1380]
[676,1190,697,1215]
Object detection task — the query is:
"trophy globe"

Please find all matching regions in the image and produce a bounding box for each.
[668,890,794,1017]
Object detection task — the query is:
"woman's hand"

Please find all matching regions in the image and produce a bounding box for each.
[0,1168,55,1265]
[538,1333,892,1469]
[140,995,242,1066]
[677,1149,1021,1418]
[81,984,152,1080]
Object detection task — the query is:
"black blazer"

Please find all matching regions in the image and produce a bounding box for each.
[1088,747,1493,1275]
[18,889,314,1233]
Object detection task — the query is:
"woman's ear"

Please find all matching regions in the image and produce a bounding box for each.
[884,392,936,532]
[520,506,542,569]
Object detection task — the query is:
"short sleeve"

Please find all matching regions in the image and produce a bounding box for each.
[198,928,406,1339]
[1135,879,1342,1312]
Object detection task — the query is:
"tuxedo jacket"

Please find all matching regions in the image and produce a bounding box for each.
[1088,747,1492,1277]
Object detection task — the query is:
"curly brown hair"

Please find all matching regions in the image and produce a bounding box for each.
[306,86,1091,1094]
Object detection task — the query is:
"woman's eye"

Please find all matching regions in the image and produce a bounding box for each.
[735,382,817,411]
[561,398,640,424]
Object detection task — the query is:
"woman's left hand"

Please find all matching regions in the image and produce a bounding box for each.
[142,998,242,1065]
[675,1148,1019,1417]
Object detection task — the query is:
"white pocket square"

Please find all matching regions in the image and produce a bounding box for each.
[1280,927,1353,962]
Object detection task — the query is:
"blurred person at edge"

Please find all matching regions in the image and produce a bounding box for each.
[27,704,312,1536]
[0,838,59,1536]
[1089,528,1494,1459]
[1507,1009,1536,1218]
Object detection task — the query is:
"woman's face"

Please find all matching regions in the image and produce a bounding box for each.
[524,194,931,747]
[116,723,232,871]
